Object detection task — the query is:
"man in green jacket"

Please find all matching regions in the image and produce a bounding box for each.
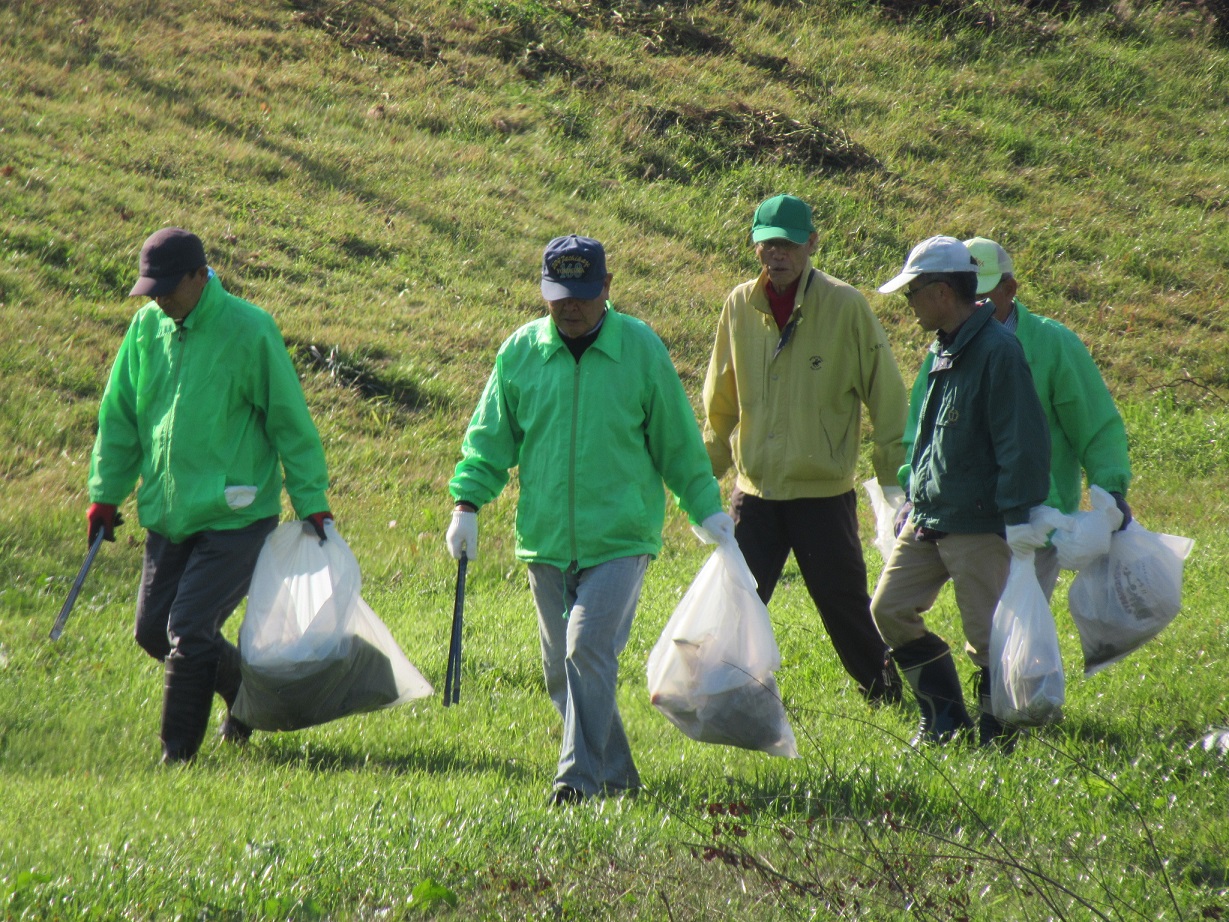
[897,237,1132,598]
[88,227,332,764]
[702,194,908,705]
[446,235,734,805]
[872,236,1051,747]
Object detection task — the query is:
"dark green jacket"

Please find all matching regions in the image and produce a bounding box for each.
[909,303,1051,533]
[899,300,1130,513]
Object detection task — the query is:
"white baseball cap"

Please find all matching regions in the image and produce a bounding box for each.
[964,237,1014,294]
[878,235,978,294]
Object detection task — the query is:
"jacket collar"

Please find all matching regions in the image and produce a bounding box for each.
[533,303,624,362]
[178,274,224,331]
[752,265,815,315]
[934,301,997,356]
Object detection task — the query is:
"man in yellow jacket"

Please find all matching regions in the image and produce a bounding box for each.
[702,195,909,704]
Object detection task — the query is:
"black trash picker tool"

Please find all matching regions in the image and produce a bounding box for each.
[443,553,467,706]
[49,529,106,641]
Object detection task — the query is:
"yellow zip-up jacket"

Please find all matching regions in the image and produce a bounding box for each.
[702,267,907,500]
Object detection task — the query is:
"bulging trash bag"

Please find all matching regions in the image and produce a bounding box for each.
[990,551,1065,727]
[647,543,798,758]
[863,478,905,562]
[1068,520,1195,677]
[233,521,432,731]
[1043,485,1124,571]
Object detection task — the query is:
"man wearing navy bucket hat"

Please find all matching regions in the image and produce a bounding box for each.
[446,235,734,805]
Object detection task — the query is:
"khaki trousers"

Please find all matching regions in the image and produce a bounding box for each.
[870,523,1010,669]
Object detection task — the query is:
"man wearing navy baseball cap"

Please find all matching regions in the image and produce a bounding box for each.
[446,234,735,805]
[88,227,333,763]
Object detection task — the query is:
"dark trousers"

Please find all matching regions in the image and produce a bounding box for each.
[730,488,890,692]
[134,517,278,665]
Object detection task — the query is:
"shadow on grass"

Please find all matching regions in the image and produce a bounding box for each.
[251,734,536,781]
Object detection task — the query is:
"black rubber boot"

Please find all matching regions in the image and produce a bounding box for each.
[976,667,1020,752]
[892,634,974,745]
[861,651,905,707]
[160,657,218,764]
[214,641,252,745]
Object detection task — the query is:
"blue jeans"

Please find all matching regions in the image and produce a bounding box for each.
[528,555,649,796]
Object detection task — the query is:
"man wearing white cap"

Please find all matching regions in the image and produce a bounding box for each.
[896,237,1132,599]
[871,236,1051,747]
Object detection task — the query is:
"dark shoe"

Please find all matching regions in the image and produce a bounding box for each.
[862,653,904,707]
[892,634,974,745]
[214,642,252,746]
[548,785,586,807]
[976,668,1020,752]
[219,715,253,745]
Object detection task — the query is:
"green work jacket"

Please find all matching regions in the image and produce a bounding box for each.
[908,303,1051,533]
[899,300,1131,513]
[449,307,723,569]
[89,275,329,542]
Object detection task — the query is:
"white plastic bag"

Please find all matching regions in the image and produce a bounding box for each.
[990,551,1065,727]
[1068,521,1195,676]
[647,544,797,758]
[862,478,905,562]
[233,521,432,731]
[1040,485,1124,571]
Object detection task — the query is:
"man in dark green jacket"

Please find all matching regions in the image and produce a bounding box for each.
[872,236,1051,747]
[897,237,1132,599]
[89,228,332,764]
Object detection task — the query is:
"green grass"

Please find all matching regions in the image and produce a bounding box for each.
[2,0,1229,918]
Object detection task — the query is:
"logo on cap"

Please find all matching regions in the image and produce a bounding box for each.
[550,254,592,280]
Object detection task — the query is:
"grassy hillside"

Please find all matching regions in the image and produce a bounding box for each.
[2,0,1228,919]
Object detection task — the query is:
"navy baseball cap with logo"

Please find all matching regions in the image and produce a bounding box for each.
[130,227,207,297]
[541,235,607,300]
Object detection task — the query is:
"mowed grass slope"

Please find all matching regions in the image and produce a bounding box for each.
[1,0,1228,919]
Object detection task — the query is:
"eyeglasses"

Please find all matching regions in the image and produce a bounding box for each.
[756,239,804,255]
[904,279,943,301]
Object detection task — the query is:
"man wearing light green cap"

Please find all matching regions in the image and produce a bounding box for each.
[896,237,1132,599]
[702,194,909,705]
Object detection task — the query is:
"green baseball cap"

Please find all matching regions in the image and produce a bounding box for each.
[751,194,815,245]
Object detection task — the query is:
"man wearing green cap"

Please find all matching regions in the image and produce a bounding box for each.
[895,237,1132,600]
[701,194,909,704]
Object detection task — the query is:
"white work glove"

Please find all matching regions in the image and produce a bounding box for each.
[1005,518,1049,556]
[695,511,738,550]
[446,509,478,560]
[881,485,905,505]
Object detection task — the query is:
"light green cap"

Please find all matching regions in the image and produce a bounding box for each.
[964,237,1014,295]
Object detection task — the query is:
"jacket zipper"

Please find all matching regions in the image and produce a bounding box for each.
[567,359,580,566]
[164,322,187,516]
